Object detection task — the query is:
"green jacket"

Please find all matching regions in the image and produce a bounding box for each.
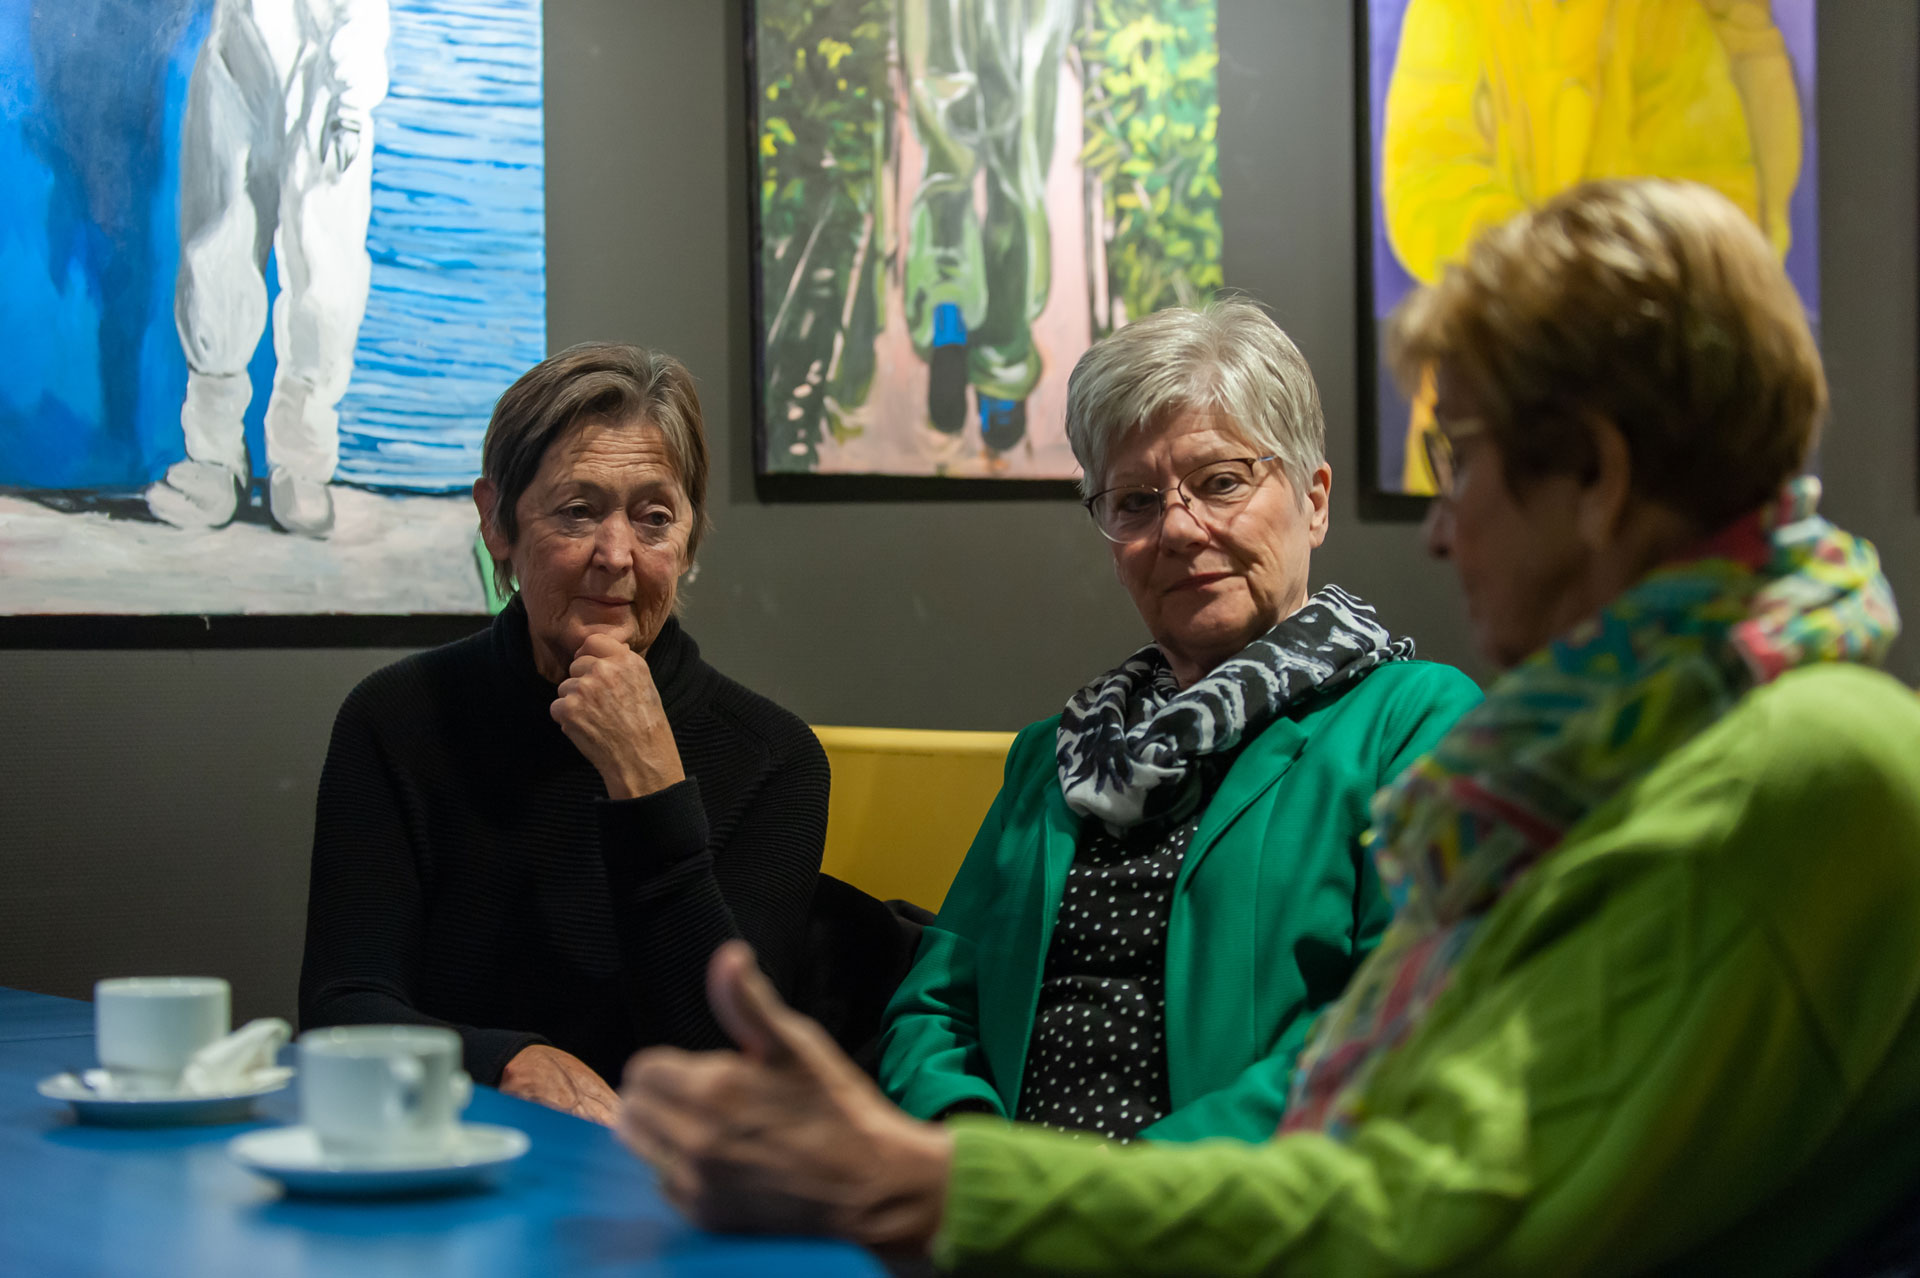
[933,663,1920,1276]
[879,660,1482,1143]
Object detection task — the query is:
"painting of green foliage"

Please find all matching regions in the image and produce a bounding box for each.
[751,0,1220,479]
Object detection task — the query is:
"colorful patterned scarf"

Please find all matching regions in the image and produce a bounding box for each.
[1281,478,1899,1138]
[1057,585,1414,831]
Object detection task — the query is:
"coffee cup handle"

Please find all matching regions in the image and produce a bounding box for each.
[451,1070,472,1116]
[387,1056,426,1123]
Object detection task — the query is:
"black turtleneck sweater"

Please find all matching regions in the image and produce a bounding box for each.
[297,599,829,1087]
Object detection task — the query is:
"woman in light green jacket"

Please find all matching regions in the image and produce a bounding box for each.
[615,180,1920,1276]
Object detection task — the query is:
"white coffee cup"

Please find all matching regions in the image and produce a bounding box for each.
[298,1025,472,1161]
[94,977,231,1091]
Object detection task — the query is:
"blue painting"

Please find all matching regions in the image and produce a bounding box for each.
[0,0,544,614]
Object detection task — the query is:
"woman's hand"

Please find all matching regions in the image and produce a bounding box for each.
[501,1044,622,1126]
[618,942,954,1251]
[551,633,687,800]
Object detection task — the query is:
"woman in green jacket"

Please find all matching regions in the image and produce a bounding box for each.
[615,179,1920,1274]
[880,297,1479,1144]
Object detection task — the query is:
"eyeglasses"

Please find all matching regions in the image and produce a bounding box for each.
[1421,419,1484,500]
[1083,455,1281,543]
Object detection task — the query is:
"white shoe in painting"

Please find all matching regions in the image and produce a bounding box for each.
[146,459,243,529]
[269,467,335,539]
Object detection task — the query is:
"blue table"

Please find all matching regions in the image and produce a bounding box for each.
[0,988,887,1278]
[0,985,93,1042]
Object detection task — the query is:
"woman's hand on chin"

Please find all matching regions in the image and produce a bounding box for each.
[501,1044,622,1126]
[617,941,954,1252]
[551,632,687,799]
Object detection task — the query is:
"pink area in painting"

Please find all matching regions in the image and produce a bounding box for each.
[813,59,1089,481]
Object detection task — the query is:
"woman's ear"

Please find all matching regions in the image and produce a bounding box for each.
[1575,417,1634,550]
[473,477,511,560]
[1303,462,1333,548]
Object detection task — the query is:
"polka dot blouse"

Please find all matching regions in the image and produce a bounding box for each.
[1013,808,1201,1140]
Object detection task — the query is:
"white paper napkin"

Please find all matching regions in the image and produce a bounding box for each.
[179,1017,295,1096]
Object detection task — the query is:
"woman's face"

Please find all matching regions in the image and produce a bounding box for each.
[1103,410,1331,685]
[1421,371,1593,670]
[476,418,693,683]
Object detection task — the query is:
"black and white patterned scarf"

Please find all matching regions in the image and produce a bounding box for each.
[1057,585,1414,831]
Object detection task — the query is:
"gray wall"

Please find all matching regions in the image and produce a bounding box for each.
[2,0,1914,1025]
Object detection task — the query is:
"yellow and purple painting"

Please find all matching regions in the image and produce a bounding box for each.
[1364,0,1819,497]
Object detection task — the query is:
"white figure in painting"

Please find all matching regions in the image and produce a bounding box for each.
[148,0,391,538]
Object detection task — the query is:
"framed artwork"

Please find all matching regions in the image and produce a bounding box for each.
[1356,0,1821,518]
[748,0,1223,495]
[0,0,544,641]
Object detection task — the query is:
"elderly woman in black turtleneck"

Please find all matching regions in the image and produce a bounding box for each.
[298,343,827,1124]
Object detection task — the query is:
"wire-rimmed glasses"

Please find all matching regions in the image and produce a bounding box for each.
[1083,455,1280,544]
[1421,418,1485,499]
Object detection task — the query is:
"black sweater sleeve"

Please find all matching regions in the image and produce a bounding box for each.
[297,684,547,1084]
[596,721,829,1050]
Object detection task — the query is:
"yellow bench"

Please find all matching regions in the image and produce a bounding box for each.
[814,726,1015,912]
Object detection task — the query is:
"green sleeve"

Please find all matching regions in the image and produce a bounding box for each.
[935,881,1844,1275]
[877,738,1036,1121]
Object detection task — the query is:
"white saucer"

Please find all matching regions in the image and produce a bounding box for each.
[228,1124,530,1197]
[37,1070,293,1127]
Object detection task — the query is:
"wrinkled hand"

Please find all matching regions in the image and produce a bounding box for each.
[618,942,953,1251]
[501,1044,621,1125]
[552,633,686,800]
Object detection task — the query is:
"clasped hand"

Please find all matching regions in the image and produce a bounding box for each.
[500,1044,620,1126]
[551,633,686,800]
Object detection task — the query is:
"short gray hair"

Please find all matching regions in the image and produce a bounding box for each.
[1065,297,1326,498]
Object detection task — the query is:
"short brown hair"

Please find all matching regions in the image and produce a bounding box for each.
[480,343,711,599]
[1389,178,1825,528]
